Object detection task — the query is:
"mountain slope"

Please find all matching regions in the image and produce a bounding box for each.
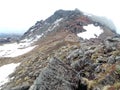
[21,9,116,41]
[1,9,120,90]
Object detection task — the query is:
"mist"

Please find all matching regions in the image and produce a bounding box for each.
[0,0,120,34]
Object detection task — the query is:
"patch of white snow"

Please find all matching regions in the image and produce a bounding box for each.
[48,18,63,32]
[0,34,44,58]
[0,43,36,57]
[33,34,43,42]
[54,18,63,24]
[21,34,43,44]
[77,24,103,39]
[0,63,20,88]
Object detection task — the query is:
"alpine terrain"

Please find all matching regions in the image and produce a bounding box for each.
[0,9,120,90]
[0,33,21,44]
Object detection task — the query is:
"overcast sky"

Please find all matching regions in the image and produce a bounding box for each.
[0,0,120,34]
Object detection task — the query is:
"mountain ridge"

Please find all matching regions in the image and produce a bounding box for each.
[0,9,120,90]
[21,9,117,42]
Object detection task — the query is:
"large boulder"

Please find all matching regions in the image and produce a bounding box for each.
[29,57,78,90]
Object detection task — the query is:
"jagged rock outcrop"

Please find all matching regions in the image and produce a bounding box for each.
[21,9,85,40]
[29,57,78,90]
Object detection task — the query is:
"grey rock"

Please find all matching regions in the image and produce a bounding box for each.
[108,55,116,64]
[115,56,120,62]
[11,85,30,90]
[29,57,78,90]
[84,50,94,57]
[95,65,102,73]
[91,63,100,70]
[1,83,30,90]
[71,57,93,74]
[93,87,101,90]
[104,37,119,51]
[67,49,84,60]
[96,56,107,63]
[100,75,115,85]
[107,36,120,42]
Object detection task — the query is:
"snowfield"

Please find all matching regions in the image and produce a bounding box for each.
[0,35,42,88]
[20,34,43,44]
[0,63,20,88]
[77,24,103,39]
[0,42,36,57]
[0,34,43,58]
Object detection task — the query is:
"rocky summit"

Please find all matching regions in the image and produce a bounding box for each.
[0,9,120,90]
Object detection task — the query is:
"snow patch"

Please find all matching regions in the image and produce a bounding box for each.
[0,34,43,58]
[0,63,20,88]
[33,34,43,42]
[54,18,63,24]
[48,18,63,32]
[77,24,103,39]
[21,34,43,44]
[30,28,34,32]
[0,43,36,57]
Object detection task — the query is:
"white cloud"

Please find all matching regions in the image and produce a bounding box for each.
[0,0,120,33]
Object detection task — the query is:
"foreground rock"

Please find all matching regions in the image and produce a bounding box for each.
[29,57,78,90]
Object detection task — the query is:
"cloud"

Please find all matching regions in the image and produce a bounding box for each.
[0,0,120,34]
